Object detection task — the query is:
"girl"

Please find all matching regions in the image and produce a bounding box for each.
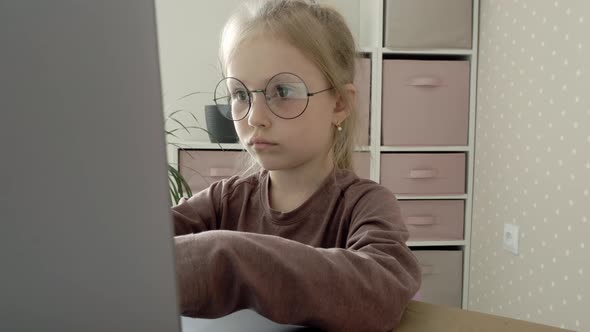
[171,1,421,331]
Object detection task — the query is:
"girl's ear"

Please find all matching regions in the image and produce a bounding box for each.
[332,83,356,123]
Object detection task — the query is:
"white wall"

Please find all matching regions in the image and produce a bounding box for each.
[155,0,242,142]
[471,1,589,330]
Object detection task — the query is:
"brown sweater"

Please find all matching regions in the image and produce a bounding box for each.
[171,167,421,332]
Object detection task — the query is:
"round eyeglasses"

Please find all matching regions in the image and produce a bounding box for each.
[213,72,333,121]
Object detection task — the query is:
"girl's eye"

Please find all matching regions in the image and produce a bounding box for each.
[275,84,294,98]
[231,89,249,102]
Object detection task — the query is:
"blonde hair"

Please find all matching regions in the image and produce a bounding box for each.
[219,0,361,175]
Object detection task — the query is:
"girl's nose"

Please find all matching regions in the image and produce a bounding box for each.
[247,91,271,128]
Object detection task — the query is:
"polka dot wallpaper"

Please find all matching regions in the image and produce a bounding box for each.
[471,0,589,330]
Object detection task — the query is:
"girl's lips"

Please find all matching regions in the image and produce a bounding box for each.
[251,142,277,150]
[247,137,278,150]
[248,137,276,145]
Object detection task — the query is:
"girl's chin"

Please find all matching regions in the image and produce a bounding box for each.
[252,156,289,171]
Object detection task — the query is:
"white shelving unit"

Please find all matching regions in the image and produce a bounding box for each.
[167,0,479,310]
[358,0,479,309]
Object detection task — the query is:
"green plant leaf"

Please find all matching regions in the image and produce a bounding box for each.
[167,125,206,135]
[177,91,203,101]
[168,164,193,201]
[168,171,180,204]
[173,168,183,197]
[165,109,202,125]
[178,171,193,198]
[163,90,225,205]
[168,117,192,135]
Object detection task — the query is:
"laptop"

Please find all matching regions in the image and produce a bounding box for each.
[0,1,315,331]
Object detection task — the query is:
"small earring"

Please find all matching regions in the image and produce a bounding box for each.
[337,125,342,131]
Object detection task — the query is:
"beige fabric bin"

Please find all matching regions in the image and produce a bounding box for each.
[178,150,246,194]
[353,152,371,180]
[384,0,473,49]
[381,59,470,146]
[399,200,465,241]
[412,250,463,307]
[380,153,466,195]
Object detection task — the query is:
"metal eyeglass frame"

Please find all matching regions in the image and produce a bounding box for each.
[213,72,334,121]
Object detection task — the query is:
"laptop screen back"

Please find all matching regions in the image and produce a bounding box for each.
[0,1,180,331]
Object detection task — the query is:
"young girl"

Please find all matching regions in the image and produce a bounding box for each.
[171,1,421,331]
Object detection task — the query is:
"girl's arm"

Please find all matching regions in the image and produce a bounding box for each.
[174,186,421,332]
[171,180,223,235]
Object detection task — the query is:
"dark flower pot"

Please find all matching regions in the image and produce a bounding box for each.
[204,105,238,143]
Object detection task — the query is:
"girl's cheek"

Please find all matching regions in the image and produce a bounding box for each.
[234,124,246,140]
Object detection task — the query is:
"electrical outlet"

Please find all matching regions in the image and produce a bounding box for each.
[503,223,519,255]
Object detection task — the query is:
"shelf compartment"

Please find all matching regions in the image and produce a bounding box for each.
[381,59,470,146]
[411,249,464,308]
[383,0,473,49]
[399,200,465,241]
[380,153,466,195]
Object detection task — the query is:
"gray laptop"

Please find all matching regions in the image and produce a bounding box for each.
[0,1,316,331]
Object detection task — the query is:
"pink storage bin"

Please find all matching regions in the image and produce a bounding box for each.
[412,250,463,308]
[383,0,473,49]
[381,59,470,146]
[354,57,371,146]
[380,153,466,195]
[178,150,247,194]
[179,150,372,193]
[399,200,465,241]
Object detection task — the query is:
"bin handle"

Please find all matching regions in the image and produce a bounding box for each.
[406,215,436,226]
[409,169,437,179]
[408,77,442,87]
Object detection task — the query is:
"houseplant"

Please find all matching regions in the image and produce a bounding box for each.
[164,91,225,205]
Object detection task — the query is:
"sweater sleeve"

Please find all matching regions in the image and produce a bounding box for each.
[174,185,421,332]
[170,179,223,236]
